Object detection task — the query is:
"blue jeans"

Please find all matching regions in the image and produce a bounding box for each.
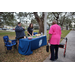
[50,45,59,61]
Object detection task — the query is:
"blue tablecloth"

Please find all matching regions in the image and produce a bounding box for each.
[18,36,47,55]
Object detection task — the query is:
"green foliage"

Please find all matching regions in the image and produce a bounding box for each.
[31,19,37,24]
[0,12,17,26]
[1,12,75,30]
[47,12,75,28]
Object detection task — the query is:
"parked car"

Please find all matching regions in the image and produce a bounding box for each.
[13,28,15,30]
[6,28,9,30]
[2,28,7,30]
[0,28,2,30]
[47,26,50,30]
[9,28,13,30]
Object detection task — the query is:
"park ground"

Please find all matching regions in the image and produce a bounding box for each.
[0,30,70,62]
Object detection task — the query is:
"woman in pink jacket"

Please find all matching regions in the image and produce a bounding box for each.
[48,20,62,61]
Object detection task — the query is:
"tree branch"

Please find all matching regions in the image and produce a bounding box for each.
[33,12,41,22]
[52,12,57,18]
[61,12,67,25]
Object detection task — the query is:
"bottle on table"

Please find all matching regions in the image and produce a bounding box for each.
[41,32,43,36]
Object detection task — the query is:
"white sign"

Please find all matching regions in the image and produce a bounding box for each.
[39,39,42,47]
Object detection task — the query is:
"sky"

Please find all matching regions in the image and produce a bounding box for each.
[14,12,43,24]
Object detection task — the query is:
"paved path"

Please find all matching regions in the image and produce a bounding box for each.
[43,31,75,62]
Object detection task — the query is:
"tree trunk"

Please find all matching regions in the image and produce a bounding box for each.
[61,25,63,30]
[66,25,68,30]
[33,12,44,33]
[38,20,44,33]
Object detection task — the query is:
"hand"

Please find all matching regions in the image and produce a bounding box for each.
[47,40,50,44]
[32,34,33,36]
[24,36,26,38]
[30,34,32,36]
[23,27,25,29]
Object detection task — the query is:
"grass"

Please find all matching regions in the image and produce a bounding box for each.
[0,30,70,62]
[60,30,70,41]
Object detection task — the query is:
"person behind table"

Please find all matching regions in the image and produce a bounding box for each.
[27,23,33,36]
[15,22,25,47]
[48,20,62,61]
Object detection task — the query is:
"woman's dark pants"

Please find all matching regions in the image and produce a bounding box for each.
[50,45,59,61]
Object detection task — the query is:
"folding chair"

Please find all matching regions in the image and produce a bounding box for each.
[3,36,17,54]
[59,37,68,57]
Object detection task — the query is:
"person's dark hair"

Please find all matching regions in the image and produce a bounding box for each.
[29,23,33,28]
[18,22,21,24]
